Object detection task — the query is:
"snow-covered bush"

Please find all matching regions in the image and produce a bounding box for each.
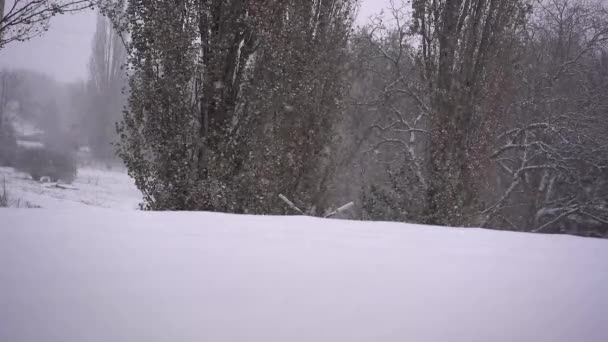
[15,147,77,183]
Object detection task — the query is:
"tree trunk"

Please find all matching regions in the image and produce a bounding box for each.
[426,0,471,227]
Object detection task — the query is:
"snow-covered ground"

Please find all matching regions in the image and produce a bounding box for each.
[0,166,142,209]
[1,209,607,342]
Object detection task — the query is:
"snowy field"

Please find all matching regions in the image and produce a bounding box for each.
[1,209,607,342]
[0,166,142,209]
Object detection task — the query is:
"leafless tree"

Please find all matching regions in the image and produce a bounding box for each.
[343,2,431,221]
[350,0,529,226]
[483,0,608,236]
[0,0,93,49]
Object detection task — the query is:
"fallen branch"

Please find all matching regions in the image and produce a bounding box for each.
[324,202,355,218]
[278,194,305,215]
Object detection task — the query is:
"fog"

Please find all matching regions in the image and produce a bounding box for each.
[0,0,389,180]
[0,11,96,83]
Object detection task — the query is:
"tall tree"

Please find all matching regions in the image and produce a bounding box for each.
[114,0,356,212]
[86,5,127,162]
[0,71,17,166]
[116,0,201,209]
[410,0,530,226]
[229,0,357,215]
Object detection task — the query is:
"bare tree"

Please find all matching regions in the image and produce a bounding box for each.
[482,0,608,237]
[0,0,93,49]
[350,0,529,226]
[343,3,431,222]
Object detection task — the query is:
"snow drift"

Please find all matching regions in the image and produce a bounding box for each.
[1,209,607,342]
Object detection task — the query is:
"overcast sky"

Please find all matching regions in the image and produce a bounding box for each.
[0,1,388,83]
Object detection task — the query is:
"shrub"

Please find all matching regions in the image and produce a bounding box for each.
[15,147,77,183]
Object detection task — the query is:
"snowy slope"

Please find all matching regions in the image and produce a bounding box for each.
[0,166,142,209]
[1,209,607,342]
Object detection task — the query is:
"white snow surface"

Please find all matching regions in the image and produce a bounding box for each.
[0,166,142,209]
[1,209,607,342]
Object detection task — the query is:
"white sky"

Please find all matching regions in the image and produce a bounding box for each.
[0,9,97,83]
[0,1,388,83]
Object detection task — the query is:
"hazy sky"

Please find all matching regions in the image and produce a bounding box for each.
[0,1,388,83]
